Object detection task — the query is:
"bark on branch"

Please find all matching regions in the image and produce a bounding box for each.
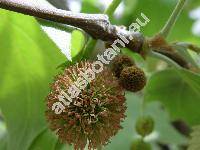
[0,0,191,69]
[0,0,144,53]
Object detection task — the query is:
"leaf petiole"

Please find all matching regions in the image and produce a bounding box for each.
[160,0,186,38]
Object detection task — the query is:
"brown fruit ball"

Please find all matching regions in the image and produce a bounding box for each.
[119,66,146,92]
[111,55,135,78]
[46,62,126,150]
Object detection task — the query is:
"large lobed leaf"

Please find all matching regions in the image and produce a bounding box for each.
[0,9,66,150]
[145,69,200,125]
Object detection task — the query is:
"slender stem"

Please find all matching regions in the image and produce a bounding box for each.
[175,42,200,54]
[140,97,145,117]
[149,50,181,69]
[160,0,186,38]
[104,0,122,18]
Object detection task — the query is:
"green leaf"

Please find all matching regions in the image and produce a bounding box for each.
[145,69,200,125]
[145,102,187,145]
[39,20,72,61]
[188,1,200,9]
[0,119,6,139]
[0,120,7,150]
[35,1,73,61]
[54,140,73,150]
[0,134,7,150]
[38,16,85,62]
[81,0,102,13]
[188,125,200,150]
[0,115,7,150]
[120,0,138,25]
[28,129,73,150]
[29,129,58,150]
[71,30,86,58]
[0,9,65,150]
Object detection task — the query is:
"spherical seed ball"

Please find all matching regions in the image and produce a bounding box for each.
[135,116,154,137]
[111,54,135,78]
[119,66,146,92]
[131,139,152,150]
[46,61,126,150]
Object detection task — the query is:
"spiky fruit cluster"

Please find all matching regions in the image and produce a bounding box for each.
[135,116,154,137]
[111,54,135,78]
[46,61,126,150]
[119,66,146,92]
[131,139,152,150]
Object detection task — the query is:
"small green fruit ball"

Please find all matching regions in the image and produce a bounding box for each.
[111,54,135,78]
[131,139,152,150]
[135,116,154,137]
[119,66,146,92]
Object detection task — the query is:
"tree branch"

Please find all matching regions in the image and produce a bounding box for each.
[0,0,108,37]
[0,0,194,69]
[0,0,144,53]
